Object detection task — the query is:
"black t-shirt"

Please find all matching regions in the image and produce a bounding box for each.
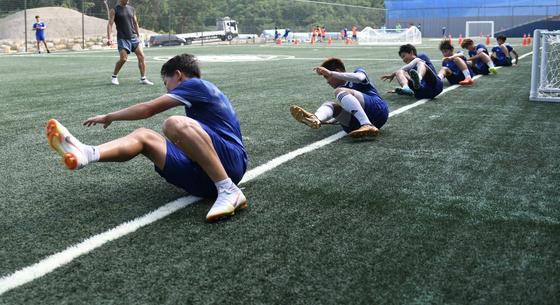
[114,4,136,39]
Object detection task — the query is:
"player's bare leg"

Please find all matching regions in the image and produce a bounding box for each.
[135,45,153,85]
[111,49,128,85]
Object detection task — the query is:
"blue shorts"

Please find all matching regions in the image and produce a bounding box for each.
[472,61,489,75]
[410,77,444,99]
[341,94,389,133]
[36,34,45,41]
[493,57,512,67]
[155,123,248,198]
[117,37,141,54]
[444,61,466,85]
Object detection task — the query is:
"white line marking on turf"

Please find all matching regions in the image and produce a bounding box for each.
[0,51,533,296]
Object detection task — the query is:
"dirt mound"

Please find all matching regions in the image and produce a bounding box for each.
[0,6,157,41]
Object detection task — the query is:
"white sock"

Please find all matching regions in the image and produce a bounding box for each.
[438,72,445,80]
[337,92,371,126]
[462,69,471,79]
[402,85,411,90]
[112,74,118,78]
[140,76,146,80]
[69,135,99,163]
[314,103,334,121]
[215,178,236,192]
[487,60,495,68]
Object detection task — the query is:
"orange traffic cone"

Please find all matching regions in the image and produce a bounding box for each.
[345,37,351,45]
[276,38,282,45]
[328,36,332,45]
[310,35,315,45]
[528,34,532,45]
[458,34,463,45]
[479,32,483,38]
[522,34,527,46]
[486,35,490,45]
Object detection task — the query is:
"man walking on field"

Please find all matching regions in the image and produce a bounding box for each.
[107,0,153,85]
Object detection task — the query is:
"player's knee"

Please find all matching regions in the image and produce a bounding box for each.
[163,116,197,139]
[334,88,350,100]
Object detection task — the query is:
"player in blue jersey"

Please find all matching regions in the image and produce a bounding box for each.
[32,16,50,54]
[461,38,498,76]
[491,35,519,66]
[437,40,474,86]
[290,57,388,138]
[382,44,444,99]
[45,54,248,222]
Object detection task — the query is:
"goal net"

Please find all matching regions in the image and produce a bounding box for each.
[465,21,494,38]
[358,26,422,46]
[530,29,560,102]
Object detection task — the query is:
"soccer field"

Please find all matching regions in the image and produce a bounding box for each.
[0,40,559,304]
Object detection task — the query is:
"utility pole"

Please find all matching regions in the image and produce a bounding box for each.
[24,0,28,53]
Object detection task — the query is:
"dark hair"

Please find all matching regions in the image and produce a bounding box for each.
[398,44,417,56]
[35,15,40,18]
[439,40,454,52]
[160,53,201,79]
[497,35,507,42]
[321,57,345,72]
[460,38,474,49]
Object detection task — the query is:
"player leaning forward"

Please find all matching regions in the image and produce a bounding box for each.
[290,58,389,138]
[45,54,248,222]
[107,0,153,85]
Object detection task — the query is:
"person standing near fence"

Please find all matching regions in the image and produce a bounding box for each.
[107,0,153,85]
[32,16,50,54]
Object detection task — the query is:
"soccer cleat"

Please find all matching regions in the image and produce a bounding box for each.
[395,87,414,96]
[290,105,321,129]
[111,77,120,85]
[206,188,248,222]
[409,69,421,89]
[348,124,379,138]
[489,67,498,75]
[459,77,474,86]
[45,119,88,170]
[140,78,154,85]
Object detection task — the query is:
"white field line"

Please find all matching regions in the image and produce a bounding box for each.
[0,51,533,296]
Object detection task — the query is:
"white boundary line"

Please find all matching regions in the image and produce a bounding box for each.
[0,51,533,296]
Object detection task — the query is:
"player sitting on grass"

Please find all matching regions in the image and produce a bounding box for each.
[381,44,444,99]
[491,35,519,66]
[460,38,498,76]
[45,54,248,222]
[290,57,389,138]
[437,40,474,86]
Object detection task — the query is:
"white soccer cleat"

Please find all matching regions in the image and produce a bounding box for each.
[111,77,120,85]
[140,78,154,85]
[45,119,88,170]
[206,187,248,222]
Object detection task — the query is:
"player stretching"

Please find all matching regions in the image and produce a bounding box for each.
[461,38,498,76]
[45,54,248,222]
[290,58,389,138]
[491,35,519,66]
[107,0,153,85]
[382,44,444,99]
[437,40,474,86]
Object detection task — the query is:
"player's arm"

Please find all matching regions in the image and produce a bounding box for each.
[133,15,141,39]
[399,57,423,71]
[83,96,182,128]
[381,71,396,82]
[469,49,487,60]
[444,52,466,61]
[512,49,519,65]
[107,8,115,45]
[315,67,366,83]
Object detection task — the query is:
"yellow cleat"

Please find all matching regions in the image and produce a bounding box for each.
[348,124,379,138]
[290,105,321,129]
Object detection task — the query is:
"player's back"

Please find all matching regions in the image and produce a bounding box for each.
[469,44,488,57]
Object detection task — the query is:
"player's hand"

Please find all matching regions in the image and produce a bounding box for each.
[83,115,112,129]
[107,39,113,46]
[442,56,451,62]
[381,74,395,82]
[313,66,331,77]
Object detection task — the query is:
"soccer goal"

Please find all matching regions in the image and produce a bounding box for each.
[358,26,422,46]
[530,29,560,102]
[465,21,494,38]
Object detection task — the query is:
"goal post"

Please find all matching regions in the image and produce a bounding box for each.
[530,29,560,102]
[358,26,422,46]
[465,21,494,38]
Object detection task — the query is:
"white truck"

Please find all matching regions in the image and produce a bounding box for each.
[176,17,239,44]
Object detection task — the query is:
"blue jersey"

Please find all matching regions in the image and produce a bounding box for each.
[442,52,472,84]
[166,78,244,148]
[33,22,45,39]
[341,67,380,97]
[417,53,437,74]
[468,44,488,57]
